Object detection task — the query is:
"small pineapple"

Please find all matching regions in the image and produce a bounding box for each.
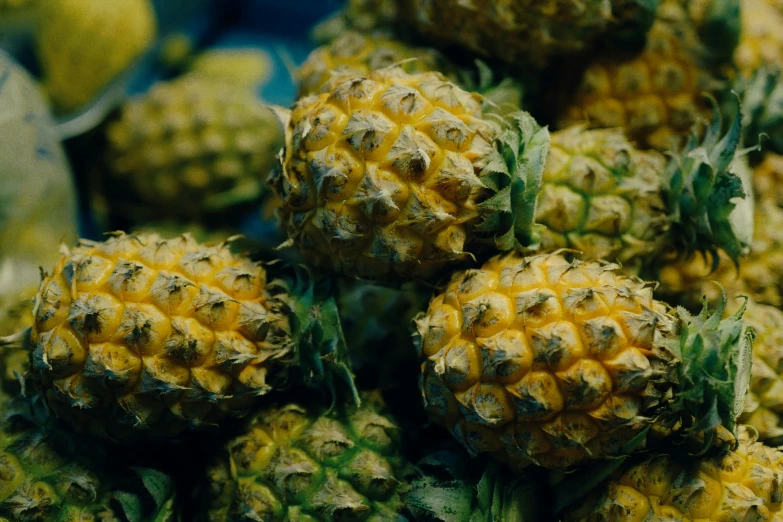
[534,116,746,269]
[563,427,783,521]
[201,397,413,521]
[0,393,177,522]
[188,48,274,90]
[270,66,549,281]
[35,0,157,111]
[102,75,283,224]
[4,232,354,441]
[415,252,752,471]
[558,0,724,151]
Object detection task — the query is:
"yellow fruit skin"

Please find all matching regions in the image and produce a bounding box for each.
[736,0,783,77]
[104,76,282,223]
[30,232,292,440]
[537,126,668,265]
[415,252,677,471]
[559,1,712,151]
[565,427,783,521]
[296,31,448,98]
[754,154,783,208]
[272,68,501,280]
[36,0,157,111]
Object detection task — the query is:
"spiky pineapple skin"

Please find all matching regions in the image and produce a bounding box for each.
[736,0,783,77]
[36,0,156,111]
[104,76,282,223]
[738,301,783,443]
[565,427,783,521]
[559,1,713,151]
[400,0,648,68]
[296,31,450,98]
[30,232,293,440]
[415,252,679,471]
[271,68,503,280]
[536,126,669,265]
[202,399,412,521]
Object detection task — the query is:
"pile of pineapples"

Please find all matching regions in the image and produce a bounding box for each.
[4,0,783,520]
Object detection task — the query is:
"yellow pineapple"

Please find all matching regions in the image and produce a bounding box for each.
[558,0,718,151]
[270,66,548,281]
[564,427,783,521]
[188,48,274,90]
[415,252,752,471]
[1,232,355,441]
[735,0,783,77]
[35,0,157,111]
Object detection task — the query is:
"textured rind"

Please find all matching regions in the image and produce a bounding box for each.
[399,0,652,68]
[0,289,36,394]
[105,76,282,222]
[36,0,157,111]
[564,427,783,521]
[415,252,680,471]
[272,67,533,280]
[559,0,713,151]
[536,126,669,265]
[202,400,411,521]
[296,32,450,98]
[739,302,783,443]
[735,0,783,77]
[31,232,293,440]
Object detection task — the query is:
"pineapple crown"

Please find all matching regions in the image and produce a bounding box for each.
[267,263,360,407]
[662,287,754,453]
[403,450,542,522]
[663,98,750,267]
[473,110,550,253]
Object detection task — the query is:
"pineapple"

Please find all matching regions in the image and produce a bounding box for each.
[270,66,549,281]
[394,0,658,69]
[563,427,783,521]
[735,0,783,78]
[557,0,724,151]
[2,232,354,441]
[296,31,453,97]
[101,75,283,225]
[738,301,783,443]
[753,153,783,206]
[0,392,177,522]
[35,0,157,111]
[311,0,399,44]
[534,116,746,269]
[658,200,783,309]
[414,252,752,471]
[201,397,413,521]
[188,48,274,90]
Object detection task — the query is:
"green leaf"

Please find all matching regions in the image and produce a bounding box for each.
[114,490,144,522]
[131,467,173,509]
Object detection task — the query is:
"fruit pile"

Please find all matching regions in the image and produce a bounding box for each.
[1,0,783,520]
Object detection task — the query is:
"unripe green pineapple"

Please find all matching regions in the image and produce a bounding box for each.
[202,397,413,521]
[102,75,283,224]
[2,232,354,441]
[415,252,752,471]
[270,66,548,281]
[36,0,157,111]
[0,393,177,522]
[563,427,783,521]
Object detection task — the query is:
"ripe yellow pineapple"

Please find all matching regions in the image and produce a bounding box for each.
[563,427,783,521]
[735,0,783,77]
[558,0,719,151]
[2,232,354,441]
[415,252,752,471]
[102,75,282,224]
[395,0,658,68]
[270,66,549,280]
[202,397,413,521]
[188,48,273,89]
[35,0,157,111]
